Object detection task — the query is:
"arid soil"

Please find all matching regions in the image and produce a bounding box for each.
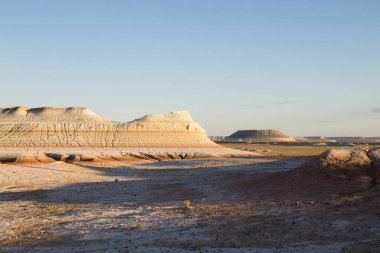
[220,143,353,156]
[1,155,379,253]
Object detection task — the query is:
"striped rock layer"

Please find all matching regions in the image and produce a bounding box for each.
[0,107,253,164]
[0,107,216,148]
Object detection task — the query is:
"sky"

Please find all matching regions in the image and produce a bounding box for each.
[0,0,379,137]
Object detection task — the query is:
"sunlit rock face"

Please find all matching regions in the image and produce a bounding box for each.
[0,107,216,148]
[0,107,254,164]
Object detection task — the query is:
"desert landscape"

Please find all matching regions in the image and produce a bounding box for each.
[0,107,379,253]
[1,1,379,252]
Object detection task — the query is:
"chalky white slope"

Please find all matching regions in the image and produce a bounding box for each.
[0,107,253,164]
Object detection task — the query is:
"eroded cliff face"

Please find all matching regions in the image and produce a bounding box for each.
[0,107,253,164]
[0,107,215,148]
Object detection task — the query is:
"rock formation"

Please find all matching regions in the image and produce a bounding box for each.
[229,147,380,200]
[296,147,380,190]
[224,129,295,142]
[0,106,253,164]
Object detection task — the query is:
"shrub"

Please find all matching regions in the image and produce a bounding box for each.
[183,200,191,208]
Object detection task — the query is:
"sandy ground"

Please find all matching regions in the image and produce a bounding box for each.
[0,156,379,253]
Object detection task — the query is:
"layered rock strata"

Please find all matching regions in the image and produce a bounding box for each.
[0,107,253,164]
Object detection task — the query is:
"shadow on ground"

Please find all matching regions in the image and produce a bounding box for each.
[0,156,314,205]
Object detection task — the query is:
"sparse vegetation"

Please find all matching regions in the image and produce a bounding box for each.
[183,200,191,208]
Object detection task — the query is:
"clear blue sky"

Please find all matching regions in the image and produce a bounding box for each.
[0,0,379,136]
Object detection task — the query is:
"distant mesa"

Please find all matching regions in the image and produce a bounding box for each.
[224,129,295,142]
[0,106,254,164]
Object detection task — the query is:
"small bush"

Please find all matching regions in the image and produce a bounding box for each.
[183,200,191,208]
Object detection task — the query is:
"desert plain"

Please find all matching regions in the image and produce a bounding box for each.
[0,107,379,253]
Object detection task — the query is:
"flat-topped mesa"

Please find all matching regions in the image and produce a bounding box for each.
[224,129,295,142]
[0,106,216,148]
